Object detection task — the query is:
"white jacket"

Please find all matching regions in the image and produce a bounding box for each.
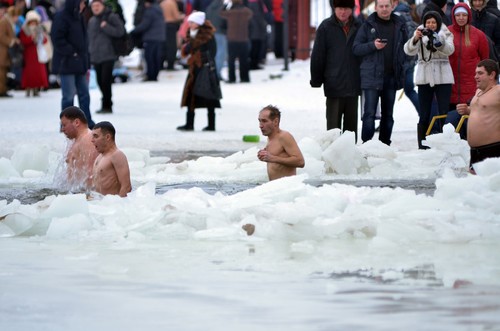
[404,25,455,87]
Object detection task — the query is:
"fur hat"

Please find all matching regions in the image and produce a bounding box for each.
[188,11,206,26]
[430,0,447,9]
[331,0,355,8]
[25,10,41,23]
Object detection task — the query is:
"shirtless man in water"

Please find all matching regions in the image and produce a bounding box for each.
[91,121,131,197]
[60,106,98,191]
[257,105,305,180]
[456,59,500,172]
[243,106,305,236]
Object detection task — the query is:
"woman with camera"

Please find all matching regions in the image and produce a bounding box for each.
[404,11,455,149]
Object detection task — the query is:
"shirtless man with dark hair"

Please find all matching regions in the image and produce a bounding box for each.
[91,121,131,197]
[257,105,305,181]
[456,59,500,172]
[60,106,98,191]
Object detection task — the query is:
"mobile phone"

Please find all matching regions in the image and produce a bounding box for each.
[379,38,388,43]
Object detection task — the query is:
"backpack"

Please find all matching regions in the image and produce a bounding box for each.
[104,11,134,57]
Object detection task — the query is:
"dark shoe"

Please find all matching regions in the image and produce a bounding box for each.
[225,80,236,84]
[202,126,215,131]
[177,125,194,131]
[96,108,113,114]
[0,93,13,98]
[33,89,40,97]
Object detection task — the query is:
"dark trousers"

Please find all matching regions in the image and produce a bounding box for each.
[94,60,115,110]
[227,41,250,82]
[144,41,163,81]
[417,83,452,131]
[273,22,284,58]
[0,67,7,94]
[250,39,264,69]
[164,23,179,69]
[362,75,397,145]
[326,96,359,141]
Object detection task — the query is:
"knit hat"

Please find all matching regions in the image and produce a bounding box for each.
[332,0,355,8]
[91,0,104,4]
[454,6,468,15]
[188,11,206,25]
[422,10,442,32]
[25,10,41,23]
[430,0,447,9]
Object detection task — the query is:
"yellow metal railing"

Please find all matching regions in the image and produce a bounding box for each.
[426,115,469,136]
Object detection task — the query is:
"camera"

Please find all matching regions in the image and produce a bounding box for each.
[420,28,443,51]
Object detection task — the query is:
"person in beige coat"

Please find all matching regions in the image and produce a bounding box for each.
[404,10,455,149]
[0,6,21,97]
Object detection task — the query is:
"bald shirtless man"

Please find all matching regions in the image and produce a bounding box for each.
[91,121,131,197]
[456,59,500,173]
[60,106,98,191]
[257,105,305,181]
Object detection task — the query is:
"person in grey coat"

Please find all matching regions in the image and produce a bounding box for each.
[131,0,166,81]
[88,0,125,114]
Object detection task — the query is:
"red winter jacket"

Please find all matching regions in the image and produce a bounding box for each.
[448,3,490,105]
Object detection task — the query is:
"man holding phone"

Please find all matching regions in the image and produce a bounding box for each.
[353,0,409,146]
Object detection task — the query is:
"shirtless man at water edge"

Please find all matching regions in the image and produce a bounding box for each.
[456,59,500,173]
[91,121,131,197]
[257,105,305,181]
[243,105,305,236]
[60,106,98,191]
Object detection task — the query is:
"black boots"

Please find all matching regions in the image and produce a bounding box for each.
[202,108,215,131]
[417,124,430,150]
[177,111,195,131]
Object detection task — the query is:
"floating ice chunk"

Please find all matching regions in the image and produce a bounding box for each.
[42,194,88,218]
[122,147,150,169]
[322,131,366,174]
[299,137,323,160]
[46,214,92,238]
[10,144,50,174]
[314,128,342,150]
[358,140,397,159]
[0,157,20,178]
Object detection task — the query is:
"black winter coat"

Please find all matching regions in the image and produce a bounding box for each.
[51,0,90,75]
[352,13,408,90]
[471,8,500,56]
[310,15,361,98]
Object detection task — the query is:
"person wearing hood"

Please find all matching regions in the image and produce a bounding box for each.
[448,3,490,110]
[310,0,362,140]
[0,6,21,97]
[484,0,500,17]
[421,0,451,26]
[177,11,221,131]
[88,0,125,114]
[19,10,50,97]
[470,0,500,58]
[51,0,95,128]
[404,10,454,149]
[131,0,165,82]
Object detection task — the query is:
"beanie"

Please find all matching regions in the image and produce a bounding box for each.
[430,0,447,9]
[188,11,206,26]
[332,0,355,8]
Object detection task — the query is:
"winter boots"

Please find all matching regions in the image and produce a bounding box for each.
[177,111,195,131]
[202,108,215,131]
[417,124,430,150]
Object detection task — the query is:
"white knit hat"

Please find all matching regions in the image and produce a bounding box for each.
[25,10,41,23]
[454,7,468,15]
[188,11,206,25]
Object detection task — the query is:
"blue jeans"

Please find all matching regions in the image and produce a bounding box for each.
[362,76,397,145]
[445,109,467,139]
[404,65,420,113]
[60,74,94,128]
[214,32,227,80]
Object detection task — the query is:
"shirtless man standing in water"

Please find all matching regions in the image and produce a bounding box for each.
[60,106,98,191]
[456,59,500,173]
[243,105,305,236]
[91,121,131,197]
[257,105,305,180]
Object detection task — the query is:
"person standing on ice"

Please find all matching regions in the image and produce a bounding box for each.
[454,59,500,173]
[60,106,99,191]
[91,121,131,197]
[257,105,305,181]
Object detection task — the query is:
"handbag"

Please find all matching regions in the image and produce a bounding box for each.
[37,41,49,63]
[193,52,222,100]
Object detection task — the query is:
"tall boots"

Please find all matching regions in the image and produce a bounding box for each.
[177,111,195,131]
[417,124,430,150]
[203,108,215,131]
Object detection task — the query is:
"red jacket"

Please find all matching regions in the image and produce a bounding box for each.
[448,3,490,104]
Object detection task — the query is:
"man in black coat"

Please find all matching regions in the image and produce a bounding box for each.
[310,0,361,141]
[471,0,500,58]
[51,0,94,128]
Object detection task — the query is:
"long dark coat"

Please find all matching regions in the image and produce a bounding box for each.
[181,20,221,111]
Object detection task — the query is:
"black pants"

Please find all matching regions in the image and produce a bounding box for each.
[164,23,179,69]
[94,60,115,109]
[144,41,163,81]
[470,141,500,170]
[326,96,359,141]
[227,41,250,82]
